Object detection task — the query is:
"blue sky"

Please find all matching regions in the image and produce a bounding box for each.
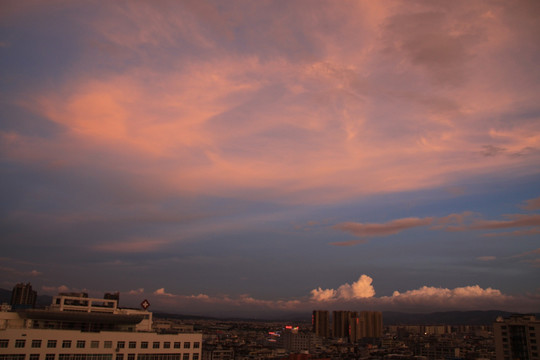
[1,0,539,317]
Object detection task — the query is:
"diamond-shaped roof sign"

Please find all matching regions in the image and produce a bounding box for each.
[141,299,150,310]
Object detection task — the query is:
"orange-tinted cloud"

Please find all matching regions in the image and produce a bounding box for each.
[3,0,536,206]
[92,238,171,253]
[333,217,433,238]
[471,214,540,230]
[477,256,496,261]
[332,211,540,243]
[116,274,537,315]
[521,196,540,211]
[311,275,375,301]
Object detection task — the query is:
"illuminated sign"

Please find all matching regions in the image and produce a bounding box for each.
[140,299,150,310]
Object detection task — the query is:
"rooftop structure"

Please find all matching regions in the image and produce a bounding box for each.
[1,292,202,360]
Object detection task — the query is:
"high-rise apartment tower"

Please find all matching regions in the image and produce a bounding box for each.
[312,310,330,338]
[494,314,540,360]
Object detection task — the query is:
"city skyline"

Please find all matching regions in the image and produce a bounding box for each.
[1,1,539,317]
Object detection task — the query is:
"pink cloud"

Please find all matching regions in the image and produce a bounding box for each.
[431,211,477,231]
[333,217,433,238]
[384,285,510,310]
[117,274,538,315]
[331,211,540,243]
[521,196,540,211]
[3,1,535,206]
[512,248,540,258]
[471,214,540,230]
[154,288,174,297]
[41,285,70,294]
[92,238,170,253]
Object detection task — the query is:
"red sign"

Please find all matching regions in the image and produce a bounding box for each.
[141,299,150,310]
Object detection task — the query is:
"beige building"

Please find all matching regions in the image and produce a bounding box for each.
[494,314,540,360]
[0,294,202,360]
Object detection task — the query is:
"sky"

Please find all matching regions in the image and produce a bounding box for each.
[1,0,540,318]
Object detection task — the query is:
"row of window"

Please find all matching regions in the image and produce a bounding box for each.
[0,355,199,360]
[0,340,199,350]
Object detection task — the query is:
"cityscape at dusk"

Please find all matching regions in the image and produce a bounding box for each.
[1,0,539,318]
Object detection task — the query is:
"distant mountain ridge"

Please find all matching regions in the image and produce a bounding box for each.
[382,310,517,325]
[1,288,531,325]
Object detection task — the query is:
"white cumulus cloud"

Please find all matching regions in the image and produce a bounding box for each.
[311,275,375,302]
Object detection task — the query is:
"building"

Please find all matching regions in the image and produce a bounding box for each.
[329,311,382,342]
[332,311,350,339]
[312,311,329,338]
[0,292,202,360]
[201,346,233,360]
[494,314,540,360]
[360,311,383,339]
[347,312,364,343]
[279,329,321,353]
[10,283,37,309]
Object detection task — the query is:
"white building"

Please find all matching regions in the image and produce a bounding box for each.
[0,294,202,360]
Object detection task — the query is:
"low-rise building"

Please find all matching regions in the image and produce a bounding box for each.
[0,293,202,360]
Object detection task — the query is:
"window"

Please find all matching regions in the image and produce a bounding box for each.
[141,341,148,349]
[62,340,71,348]
[15,339,26,348]
[30,355,40,360]
[153,342,160,349]
[116,355,124,360]
[77,340,85,348]
[184,342,190,349]
[32,340,42,348]
[163,342,170,349]
[193,342,200,349]
[0,340,8,348]
[117,341,125,349]
[127,355,135,360]
[0,356,25,360]
[129,341,136,349]
[47,340,57,348]
[45,355,55,360]
[91,341,99,348]
[104,341,112,348]
[174,342,181,349]
[183,354,190,360]
[192,355,199,360]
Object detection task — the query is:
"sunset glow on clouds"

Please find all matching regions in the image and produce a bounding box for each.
[1,0,540,316]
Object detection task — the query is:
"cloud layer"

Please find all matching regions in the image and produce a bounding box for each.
[56,274,535,317]
[331,207,540,244]
[1,1,539,314]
